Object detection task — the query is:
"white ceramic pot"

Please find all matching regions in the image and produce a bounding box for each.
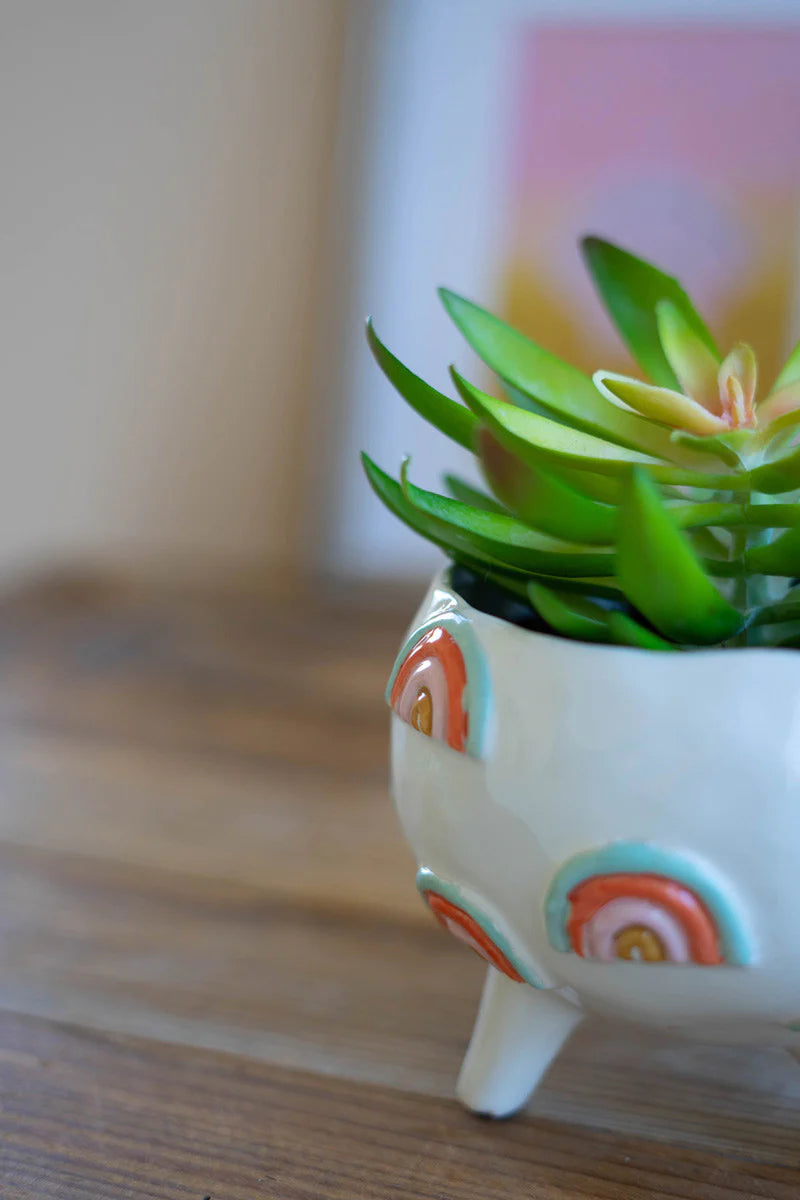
[387,568,800,1118]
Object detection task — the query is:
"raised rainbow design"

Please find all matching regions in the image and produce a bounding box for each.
[545,843,755,967]
[416,868,544,987]
[386,612,492,759]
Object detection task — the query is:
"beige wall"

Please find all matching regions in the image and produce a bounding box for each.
[0,0,345,579]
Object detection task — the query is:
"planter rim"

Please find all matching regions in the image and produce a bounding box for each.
[440,566,800,667]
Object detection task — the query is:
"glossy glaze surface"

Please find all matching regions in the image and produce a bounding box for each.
[387,610,493,760]
[389,570,800,1045]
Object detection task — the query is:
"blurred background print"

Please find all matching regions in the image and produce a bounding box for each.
[2,0,800,590]
[503,26,800,389]
[330,0,800,582]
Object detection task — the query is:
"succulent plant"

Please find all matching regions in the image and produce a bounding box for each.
[362,237,800,650]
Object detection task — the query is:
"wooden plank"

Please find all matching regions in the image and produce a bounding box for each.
[0,576,799,1192]
[2,1009,799,1200]
[1,841,800,1166]
[0,839,476,1096]
[0,575,408,778]
[0,571,423,921]
[0,728,420,922]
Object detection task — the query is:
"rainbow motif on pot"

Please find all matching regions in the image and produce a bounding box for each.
[416,868,544,987]
[545,843,754,967]
[386,612,492,759]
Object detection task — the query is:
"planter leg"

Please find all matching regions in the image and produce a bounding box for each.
[456,967,583,1119]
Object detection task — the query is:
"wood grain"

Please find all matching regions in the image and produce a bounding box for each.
[4,1011,800,1200]
[0,574,798,1196]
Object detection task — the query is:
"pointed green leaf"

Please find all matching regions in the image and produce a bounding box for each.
[449,561,531,601]
[528,584,613,643]
[656,299,721,410]
[478,429,616,544]
[503,381,550,414]
[530,462,623,504]
[530,583,680,649]
[366,319,477,451]
[670,503,800,531]
[398,463,616,578]
[667,501,800,533]
[594,370,728,436]
[443,473,508,514]
[669,427,749,468]
[753,414,800,463]
[744,526,800,577]
[755,381,800,430]
[525,574,624,599]
[747,615,800,647]
[750,444,800,494]
[581,237,719,388]
[361,454,616,579]
[752,587,800,626]
[687,525,730,562]
[606,611,678,651]
[750,584,800,645]
[362,453,517,574]
[617,468,744,645]
[771,335,800,392]
[438,287,715,466]
[670,502,743,530]
[744,505,800,528]
[452,371,736,489]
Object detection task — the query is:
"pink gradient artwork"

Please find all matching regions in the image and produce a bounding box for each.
[502,26,800,387]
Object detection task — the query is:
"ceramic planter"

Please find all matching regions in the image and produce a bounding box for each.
[387,568,800,1118]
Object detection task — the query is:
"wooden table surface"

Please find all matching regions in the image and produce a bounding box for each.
[2,575,800,1198]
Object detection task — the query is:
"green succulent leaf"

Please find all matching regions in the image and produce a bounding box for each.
[753,396,800,443]
[771,335,800,393]
[524,574,623,599]
[503,381,550,415]
[747,616,800,647]
[594,370,728,438]
[450,561,531,600]
[670,501,742,530]
[655,299,721,409]
[750,444,800,495]
[752,587,800,626]
[397,463,617,578]
[581,237,719,388]
[686,525,730,562]
[439,287,715,466]
[366,319,477,451]
[744,525,800,577]
[362,453,516,574]
[528,583,613,643]
[616,468,744,644]
[361,453,616,578]
[529,582,678,650]
[667,502,800,531]
[669,428,750,468]
[443,473,508,514]
[745,504,800,528]
[606,611,678,651]
[453,371,735,489]
[365,261,800,650]
[530,463,623,504]
[478,429,616,544]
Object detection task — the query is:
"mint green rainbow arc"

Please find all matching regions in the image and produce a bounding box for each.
[362,236,800,651]
[415,868,545,988]
[386,612,493,760]
[544,842,755,966]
